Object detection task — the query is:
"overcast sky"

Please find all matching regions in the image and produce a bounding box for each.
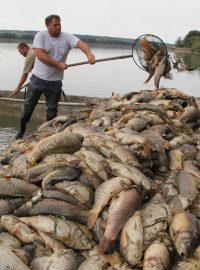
[0,0,199,43]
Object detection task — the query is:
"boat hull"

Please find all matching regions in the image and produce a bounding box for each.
[0,90,103,123]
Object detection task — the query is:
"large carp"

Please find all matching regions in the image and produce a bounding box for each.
[26,132,83,165]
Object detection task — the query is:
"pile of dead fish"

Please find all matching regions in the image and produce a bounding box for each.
[0,88,200,269]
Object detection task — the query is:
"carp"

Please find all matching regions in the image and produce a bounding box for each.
[0,177,39,198]
[1,215,42,244]
[26,132,83,165]
[143,242,170,270]
[97,187,142,254]
[14,198,89,225]
[170,212,198,258]
[20,215,95,250]
[120,211,144,266]
[88,177,132,228]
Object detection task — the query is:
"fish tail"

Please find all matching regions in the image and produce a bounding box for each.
[97,236,115,254]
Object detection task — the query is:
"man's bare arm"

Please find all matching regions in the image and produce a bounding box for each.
[76,40,96,64]
[9,73,28,97]
[34,48,66,70]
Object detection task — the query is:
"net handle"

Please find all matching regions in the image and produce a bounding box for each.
[65,54,133,69]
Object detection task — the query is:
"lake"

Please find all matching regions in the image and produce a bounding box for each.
[0,115,39,149]
[0,43,200,98]
[0,42,200,148]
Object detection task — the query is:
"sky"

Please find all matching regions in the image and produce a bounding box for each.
[0,0,199,43]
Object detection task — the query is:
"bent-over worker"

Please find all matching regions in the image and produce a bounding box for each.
[10,42,35,98]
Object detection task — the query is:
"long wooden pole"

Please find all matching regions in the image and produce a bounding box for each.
[66,54,132,68]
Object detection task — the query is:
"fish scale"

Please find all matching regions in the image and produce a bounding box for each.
[0,247,30,270]
[26,132,83,165]
[0,178,39,197]
[14,199,89,225]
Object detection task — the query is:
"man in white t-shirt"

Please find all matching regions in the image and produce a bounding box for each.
[15,14,96,139]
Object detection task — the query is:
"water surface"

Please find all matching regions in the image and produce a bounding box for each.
[0,43,199,98]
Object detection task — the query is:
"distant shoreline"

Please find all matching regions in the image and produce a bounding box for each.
[0,30,135,47]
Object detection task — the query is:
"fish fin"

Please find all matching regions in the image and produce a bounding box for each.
[88,211,99,229]
[97,236,115,254]
[125,231,134,246]
[102,251,119,265]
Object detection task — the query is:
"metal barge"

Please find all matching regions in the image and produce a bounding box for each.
[0,90,103,123]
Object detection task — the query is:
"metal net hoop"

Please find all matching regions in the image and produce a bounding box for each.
[132,34,168,71]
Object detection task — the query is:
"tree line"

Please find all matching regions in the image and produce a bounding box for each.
[0,31,133,47]
[175,30,200,52]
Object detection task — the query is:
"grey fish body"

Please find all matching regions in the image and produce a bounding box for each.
[177,170,198,204]
[0,178,39,198]
[0,232,21,249]
[11,154,28,180]
[26,132,83,165]
[42,153,81,167]
[0,247,30,270]
[78,173,102,189]
[178,144,197,160]
[28,162,70,183]
[0,198,27,216]
[127,117,148,132]
[14,199,89,225]
[141,193,171,247]
[42,167,80,189]
[42,190,87,209]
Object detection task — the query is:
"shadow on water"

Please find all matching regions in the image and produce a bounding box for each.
[0,116,39,148]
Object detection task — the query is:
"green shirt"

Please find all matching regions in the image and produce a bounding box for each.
[23,48,36,73]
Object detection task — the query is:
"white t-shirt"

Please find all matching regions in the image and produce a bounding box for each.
[32,31,79,81]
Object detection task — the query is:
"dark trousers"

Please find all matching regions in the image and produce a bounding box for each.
[21,75,62,123]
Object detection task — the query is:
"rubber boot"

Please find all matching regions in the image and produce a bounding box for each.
[15,119,27,139]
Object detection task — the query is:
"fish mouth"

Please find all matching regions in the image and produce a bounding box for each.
[179,251,188,260]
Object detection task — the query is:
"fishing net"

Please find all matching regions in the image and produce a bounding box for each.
[132,34,169,72]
